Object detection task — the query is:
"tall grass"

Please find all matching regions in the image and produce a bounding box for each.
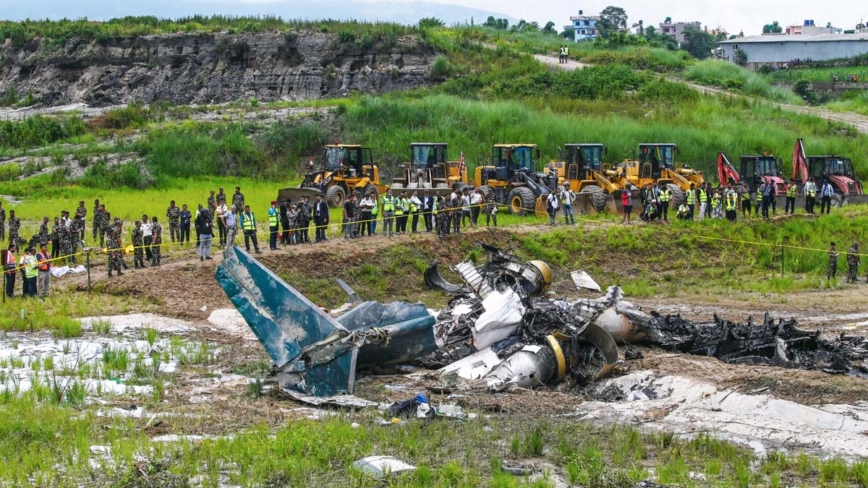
[825,90,868,116]
[0,116,87,150]
[685,60,804,104]
[0,16,418,47]
[338,93,866,177]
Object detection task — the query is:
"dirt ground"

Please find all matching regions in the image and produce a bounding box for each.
[48,221,868,420]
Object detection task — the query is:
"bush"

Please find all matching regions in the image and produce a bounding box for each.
[430,56,454,79]
[0,164,21,181]
[685,60,802,104]
[257,121,328,163]
[0,116,87,149]
[141,125,267,179]
[80,160,153,190]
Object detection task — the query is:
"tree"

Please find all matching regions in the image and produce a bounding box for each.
[484,16,496,28]
[734,49,747,66]
[418,17,444,29]
[542,21,557,35]
[496,18,509,30]
[560,27,575,40]
[597,6,628,38]
[682,27,717,59]
[762,21,782,34]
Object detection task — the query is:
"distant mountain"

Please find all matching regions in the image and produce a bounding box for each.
[0,0,516,26]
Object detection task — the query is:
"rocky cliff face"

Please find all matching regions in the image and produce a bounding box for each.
[0,32,436,107]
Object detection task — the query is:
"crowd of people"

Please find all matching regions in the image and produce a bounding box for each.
[338,186,498,239]
[1,176,865,298]
[618,177,839,224]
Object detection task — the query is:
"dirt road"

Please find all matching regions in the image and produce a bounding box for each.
[536,52,868,134]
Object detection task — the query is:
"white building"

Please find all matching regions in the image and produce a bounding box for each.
[719,34,868,68]
[565,10,600,42]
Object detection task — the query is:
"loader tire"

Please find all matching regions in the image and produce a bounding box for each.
[508,186,536,216]
[363,184,379,202]
[667,184,684,207]
[579,186,607,212]
[326,186,346,208]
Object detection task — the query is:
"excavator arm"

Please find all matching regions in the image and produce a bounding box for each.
[717,152,740,186]
[793,138,809,183]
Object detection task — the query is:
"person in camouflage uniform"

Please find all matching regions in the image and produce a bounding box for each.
[76,200,87,241]
[451,194,462,235]
[847,242,861,284]
[436,196,450,237]
[0,201,5,242]
[298,196,312,244]
[8,210,21,248]
[57,216,71,263]
[94,205,110,247]
[827,242,839,280]
[38,217,50,247]
[484,189,498,228]
[92,199,100,242]
[50,217,61,259]
[151,217,163,266]
[166,200,181,243]
[232,187,245,216]
[68,214,83,263]
[131,220,145,268]
[106,229,124,277]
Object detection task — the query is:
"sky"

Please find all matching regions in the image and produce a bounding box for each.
[2,0,867,37]
[432,0,868,36]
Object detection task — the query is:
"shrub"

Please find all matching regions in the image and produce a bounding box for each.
[430,56,454,79]
[0,116,86,149]
[0,164,21,181]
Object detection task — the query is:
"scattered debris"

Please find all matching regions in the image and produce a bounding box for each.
[352,456,416,477]
[217,244,868,406]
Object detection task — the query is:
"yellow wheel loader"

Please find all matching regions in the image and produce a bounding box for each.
[391,143,469,190]
[545,144,619,214]
[473,144,555,217]
[277,144,389,207]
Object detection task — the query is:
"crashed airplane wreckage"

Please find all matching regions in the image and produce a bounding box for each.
[216,245,868,401]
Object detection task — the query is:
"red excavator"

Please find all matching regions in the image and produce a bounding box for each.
[716,152,787,194]
[793,138,864,197]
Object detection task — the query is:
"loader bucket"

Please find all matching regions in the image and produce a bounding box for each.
[534,196,549,218]
[277,187,322,204]
[573,194,599,215]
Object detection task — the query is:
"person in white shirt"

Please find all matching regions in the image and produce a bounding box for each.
[460,188,473,228]
[547,189,560,226]
[561,182,576,225]
[358,193,376,237]
[469,188,483,226]
[141,215,153,263]
[215,201,229,247]
[409,190,423,233]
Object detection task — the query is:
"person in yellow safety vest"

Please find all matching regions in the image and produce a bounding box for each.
[394,191,408,235]
[381,189,396,237]
[686,183,696,221]
[785,178,797,215]
[739,183,752,217]
[240,205,261,254]
[267,201,280,251]
[711,191,723,219]
[697,186,709,221]
[804,177,817,214]
[725,190,738,222]
[409,190,422,233]
[755,188,762,216]
[658,186,671,222]
[23,247,38,297]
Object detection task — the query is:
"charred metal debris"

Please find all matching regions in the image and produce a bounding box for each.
[216,245,868,401]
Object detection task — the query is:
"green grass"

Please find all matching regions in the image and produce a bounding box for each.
[0,396,854,487]
[761,66,868,83]
[684,59,804,104]
[825,90,868,116]
[0,16,419,48]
